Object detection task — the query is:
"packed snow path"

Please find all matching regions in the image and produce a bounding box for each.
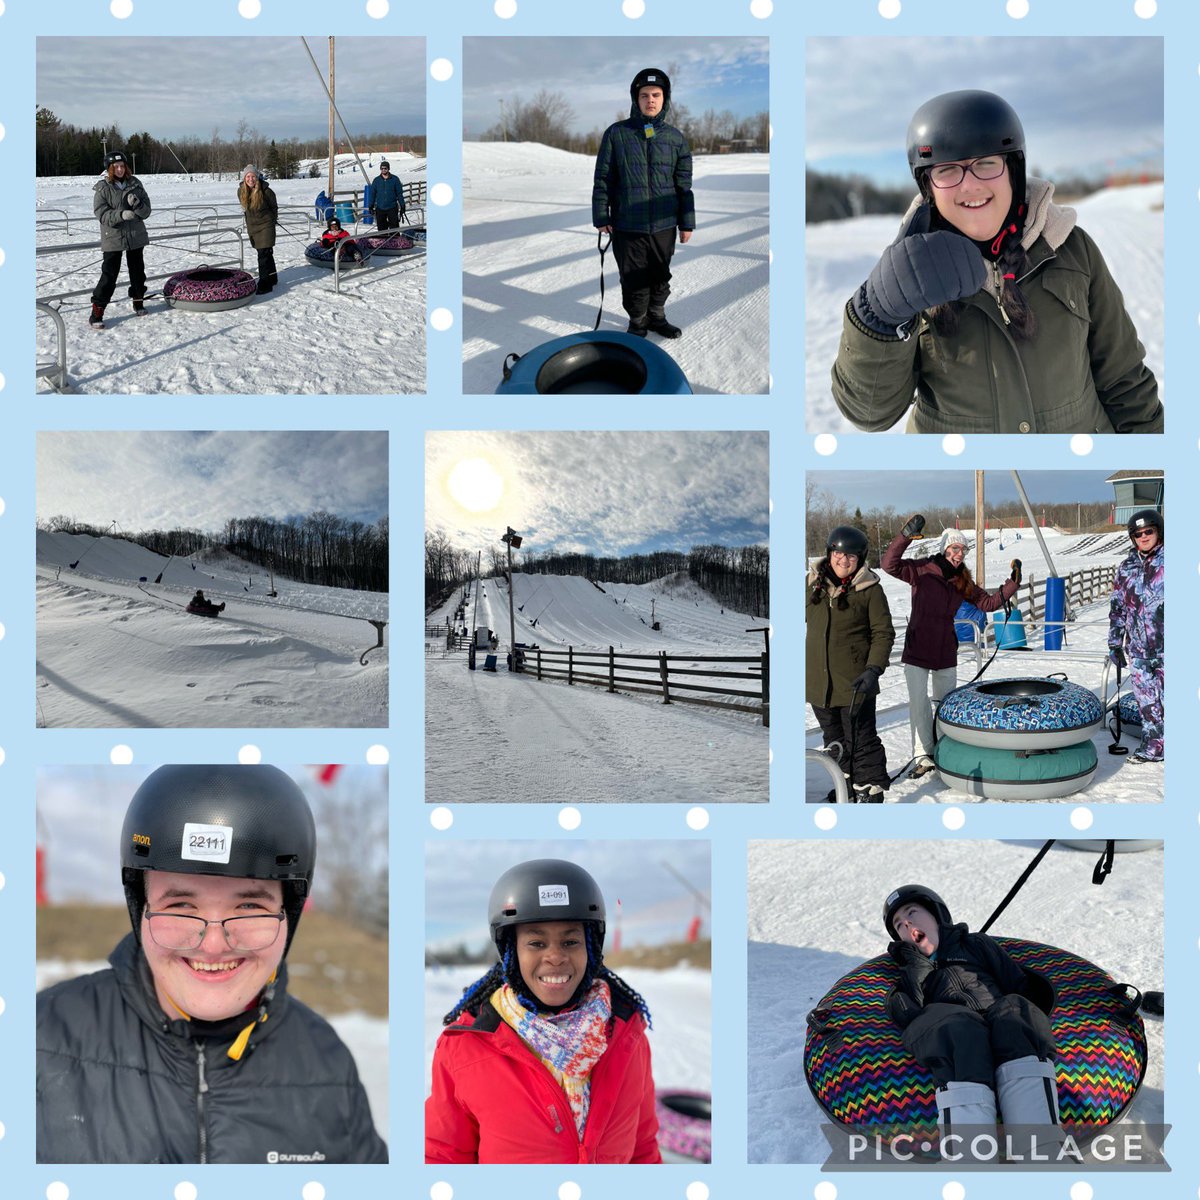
[462,143,769,395]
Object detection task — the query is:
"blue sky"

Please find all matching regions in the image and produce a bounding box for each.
[462,37,768,138]
[426,431,769,557]
[37,431,389,531]
[807,37,1163,186]
[37,37,426,140]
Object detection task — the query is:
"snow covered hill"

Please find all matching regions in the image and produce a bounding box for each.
[805,183,1164,431]
[36,532,388,728]
[462,143,769,395]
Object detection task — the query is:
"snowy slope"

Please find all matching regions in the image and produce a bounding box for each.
[36,532,388,728]
[35,169,426,394]
[462,143,769,395]
[747,838,1164,1164]
[805,527,1160,803]
[805,183,1164,431]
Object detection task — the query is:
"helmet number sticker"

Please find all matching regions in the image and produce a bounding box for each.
[182,822,233,864]
[538,883,570,906]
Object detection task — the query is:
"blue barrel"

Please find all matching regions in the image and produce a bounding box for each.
[1044,576,1066,650]
[335,200,355,224]
[993,607,1028,648]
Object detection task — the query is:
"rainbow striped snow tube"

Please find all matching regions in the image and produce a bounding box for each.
[496,331,692,395]
[804,938,1147,1148]
[163,267,257,312]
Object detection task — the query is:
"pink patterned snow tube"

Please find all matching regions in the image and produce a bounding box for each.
[163,267,257,312]
[358,231,417,255]
[654,1089,711,1162]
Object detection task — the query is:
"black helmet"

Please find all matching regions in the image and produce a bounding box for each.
[906,90,1024,180]
[826,525,868,560]
[105,151,128,167]
[883,884,953,938]
[1127,508,1163,543]
[120,765,317,955]
[488,858,606,950]
[630,67,671,111]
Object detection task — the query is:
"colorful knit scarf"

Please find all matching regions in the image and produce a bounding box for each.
[491,979,612,1139]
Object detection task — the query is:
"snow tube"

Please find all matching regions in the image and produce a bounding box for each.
[654,1089,711,1163]
[1108,692,1142,729]
[934,735,1097,800]
[804,938,1147,1145]
[953,599,985,643]
[496,331,692,395]
[936,677,1103,750]
[1062,840,1160,853]
[406,226,427,244]
[185,599,225,617]
[303,241,367,269]
[163,267,257,312]
[357,231,417,255]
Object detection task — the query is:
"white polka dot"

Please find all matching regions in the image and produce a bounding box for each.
[430,57,454,81]
[768,373,774,390]
[1070,434,1093,456]
[768,248,773,265]
[942,1184,966,1200]
[942,434,966,456]
[0,497,5,517]
[47,1185,70,1200]
[109,0,132,16]
[431,182,454,206]
[1006,0,1029,15]
[768,497,774,515]
[878,0,901,16]
[0,1120,5,1139]
[494,0,517,16]
[814,1184,838,1200]
[814,433,838,456]
[430,806,453,831]
[302,1184,327,1200]
[559,1185,581,1200]
[814,807,837,831]
[431,307,454,332]
[0,248,6,268]
[0,747,6,767]
[110,744,133,765]
[237,0,261,16]
[686,807,709,831]
[1070,805,1093,831]
[0,123,5,141]
[750,0,773,14]
[174,1184,197,1200]
[942,807,965,831]
[0,996,6,1017]
[0,873,6,892]
[430,1186,453,1200]
[238,744,262,764]
[0,372,6,391]
[622,0,645,16]
[768,123,773,143]
[0,623,4,641]
[366,0,389,15]
[558,806,582,831]
[687,1184,710,1200]
[1070,1183,1093,1200]
[1134,0,1156,16]
[768,746,774,764]
[366,744,389,765]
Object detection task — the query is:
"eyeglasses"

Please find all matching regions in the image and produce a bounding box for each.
[1133,528,1158,539]
[926,156,1007,189]
[146,910,285,951]
[830,550,860,560]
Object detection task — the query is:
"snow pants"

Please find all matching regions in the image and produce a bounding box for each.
[903,995,1056,1087]
[904,664,958,758]
[811,695,889,791]
[1129,657,1164,759]
[612,228,676,323]
[91,248,146,308]
[375,206,401,231]
[255,247,278,286]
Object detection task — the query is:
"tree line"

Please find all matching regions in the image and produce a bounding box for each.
[39,511,387,592]
[35,107,425,178]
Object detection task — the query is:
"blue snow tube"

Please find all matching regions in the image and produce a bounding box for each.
[496,331,692,395]
[936,676,1104,750]
[953,599,986,643]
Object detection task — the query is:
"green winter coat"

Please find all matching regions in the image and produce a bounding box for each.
[806,561,895,708]
[830,179,1163,435]
[237,178,279,249]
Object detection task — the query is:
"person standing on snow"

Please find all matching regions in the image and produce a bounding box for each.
[593,67,695,339]
[368,159,406,230]
[425,858,661,1164]
[1108,509,1164,763]
[237,165,279,294]
[831,89,1162,434]
[36,765,387,1164]
[89,151,152,329]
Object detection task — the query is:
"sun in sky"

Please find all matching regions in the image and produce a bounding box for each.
[445,455,506,515]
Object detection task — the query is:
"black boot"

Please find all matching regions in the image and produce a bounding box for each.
[627,313,649,338]
[647,311,682,338]
[89,303,106,329]
[131,297,146,315]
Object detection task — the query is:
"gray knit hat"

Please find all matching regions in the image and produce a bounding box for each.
[242,164,260,178]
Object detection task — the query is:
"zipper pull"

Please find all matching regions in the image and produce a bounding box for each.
[547,1103,564,1134]
[196,1042,209,1094]
[992,262,1011,326]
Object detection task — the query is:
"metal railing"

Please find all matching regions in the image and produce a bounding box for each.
[35,302,69,392]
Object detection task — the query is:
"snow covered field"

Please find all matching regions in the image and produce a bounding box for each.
[747,838,1164,1164]
[37,531,388,728]
[806,527,1161,803]
[805,183,1164,431]
[462,143,769,395]
[426,572,768,803]
[35,158,426,394]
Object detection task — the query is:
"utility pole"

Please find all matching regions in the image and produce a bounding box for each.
[501,527,523,670]
[974,470,985,585]
[327,36,336,206]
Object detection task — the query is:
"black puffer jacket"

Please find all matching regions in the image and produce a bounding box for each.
[37,933,387,1164]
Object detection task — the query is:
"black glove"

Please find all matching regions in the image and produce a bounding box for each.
[1009,558,1022,584]
[1110,647,1127,670]
[851,204,989,337]
[850,666,882,697]
[887,939,926,968]
[126,193,141,208]
[888,989,923,1030]
[901,513,926,539]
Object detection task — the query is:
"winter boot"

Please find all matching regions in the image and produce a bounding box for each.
[626,314,649,338]
[132,297,146,315]
[994,1056,1066,1161]
[647,310,682,338]
[88,303,106,329]
[852,782,886,803]
[911,755,937,778]
[935,1080,999,1161]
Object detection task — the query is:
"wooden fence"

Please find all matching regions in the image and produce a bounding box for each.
[1010,564,1118,623]
[520,644,769,727]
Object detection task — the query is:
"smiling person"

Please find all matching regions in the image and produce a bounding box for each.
[593,68,695,339]
[425,858,661,1164]
[237,165,280,295]
[89,150,152,329]
[36,765,387,1164]
[831,90,1163,434]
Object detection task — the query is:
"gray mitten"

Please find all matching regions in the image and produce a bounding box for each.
[121,210,135,221]
[126,193,141,208]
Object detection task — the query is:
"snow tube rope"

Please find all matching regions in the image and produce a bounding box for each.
[163,267,257,312]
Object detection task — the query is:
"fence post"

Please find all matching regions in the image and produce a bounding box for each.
[659,652,671,704]
[608,646,615,692]
[1028,574,1039,622]
[761,650,770,728]
[536,647,542,680]
[568,645,574,685]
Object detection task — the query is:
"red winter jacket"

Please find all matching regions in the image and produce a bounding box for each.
[882,533,1017,670]
[425,992,662,1164]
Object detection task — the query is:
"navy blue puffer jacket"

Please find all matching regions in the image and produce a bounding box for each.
[592,107,695,235]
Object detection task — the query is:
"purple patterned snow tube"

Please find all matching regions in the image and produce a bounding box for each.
[358,231,418,256]
[163,267,257,312]
[654,1089,711,1162]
